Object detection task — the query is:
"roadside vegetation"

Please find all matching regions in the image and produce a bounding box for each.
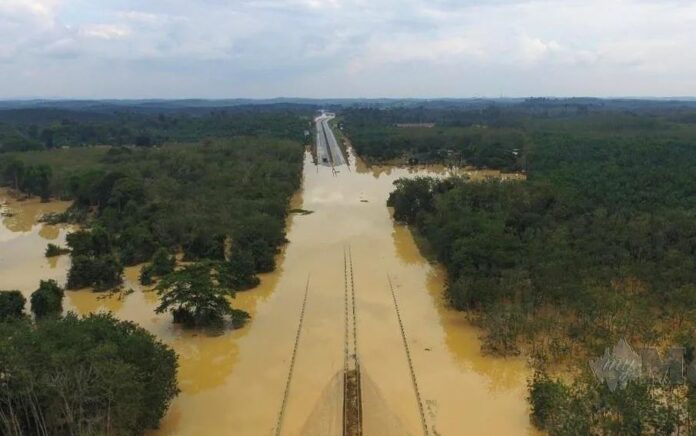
[385,100,696,433]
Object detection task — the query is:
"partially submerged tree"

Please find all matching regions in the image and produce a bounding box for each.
[219,247,260,291]
[155,264,248,328]
[140,247,176,286]
[67,254,123,290]
[151,247,176,276]
[30,279,64,319]
[66,228,123,290]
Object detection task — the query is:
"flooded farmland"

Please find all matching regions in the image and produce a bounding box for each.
[0,148,536,435]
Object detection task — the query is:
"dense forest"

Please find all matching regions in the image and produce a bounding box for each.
[0,106,308,152]
[341,107,527,168]
[342,99,696,169]
[386,102,696,433]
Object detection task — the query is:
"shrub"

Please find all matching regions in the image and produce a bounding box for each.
[45,243,69,257]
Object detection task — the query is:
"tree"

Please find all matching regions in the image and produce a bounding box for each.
[183,232,225,261]
[40,128,55,149]
[118,224,156,265]
[66,228,122,290]
[30,280,64,319]
[108,176,145,212]
[151,247,176,276]
[67,254,123,290]
[387,177,436,224]
[220,247,260,291]
[20,164,52,201]
[0,313,179,435]
[36,165,52,201]
[66,230,97,256]
[528,372,569,430]
[3,158,24,190]
[155,264,249,328]
[135,133,152,147]
[140,248,175,286]
[140,265,154,286]
[0,291,25,321]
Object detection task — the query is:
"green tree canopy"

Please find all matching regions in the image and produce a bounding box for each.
[156,264,249,328]
[30,279,64,319]
[0,291,25,322]
[0,313,179,436]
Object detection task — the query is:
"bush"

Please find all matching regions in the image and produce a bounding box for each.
[45,243,70,257]
[140,264,154,286]
[30,280,64,319]
[0,291,25,321]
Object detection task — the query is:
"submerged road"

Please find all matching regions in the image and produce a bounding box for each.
[315,114,346,167]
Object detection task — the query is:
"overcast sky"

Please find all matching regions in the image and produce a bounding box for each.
[1,0,696,99]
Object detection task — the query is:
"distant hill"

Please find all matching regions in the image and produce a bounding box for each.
[2,97,696,114]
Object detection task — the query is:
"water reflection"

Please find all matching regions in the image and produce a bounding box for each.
[391,224,427,266]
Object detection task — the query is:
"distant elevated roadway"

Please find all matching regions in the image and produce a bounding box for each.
[315,114,346,168]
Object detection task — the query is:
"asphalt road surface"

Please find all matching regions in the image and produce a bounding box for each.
[315,114,346,167]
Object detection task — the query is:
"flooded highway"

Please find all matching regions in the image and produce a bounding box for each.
[0,144,536,435]
[315,114,346,168]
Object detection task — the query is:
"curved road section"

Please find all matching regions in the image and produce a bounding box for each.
[315,113,346,167]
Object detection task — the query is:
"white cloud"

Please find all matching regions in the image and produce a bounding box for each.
[0,0,695,97]
[79,24,130,40]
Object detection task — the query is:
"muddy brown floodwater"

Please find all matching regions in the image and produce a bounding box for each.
[0,149,538,436]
